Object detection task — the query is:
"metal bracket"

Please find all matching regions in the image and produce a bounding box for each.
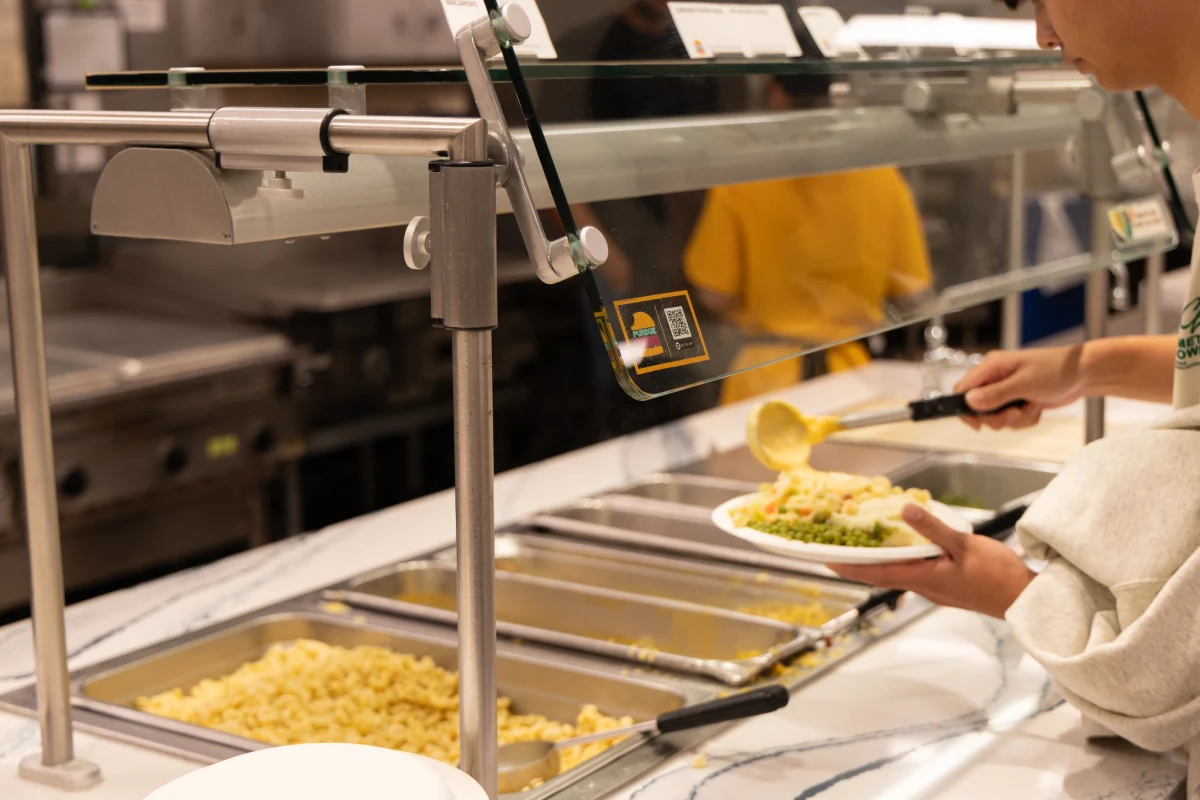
[168,67,208,112]
[208,107,350,175]
[404,215,432,270]
[454,4,608,284]
[328,66,367,115]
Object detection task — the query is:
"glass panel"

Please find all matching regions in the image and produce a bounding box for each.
[480,2,1178,399]
[84,55,1065,89]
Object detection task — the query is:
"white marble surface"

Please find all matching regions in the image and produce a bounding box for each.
[0,362,1185,800]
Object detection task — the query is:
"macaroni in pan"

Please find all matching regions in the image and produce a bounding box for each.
[137,639,632,779]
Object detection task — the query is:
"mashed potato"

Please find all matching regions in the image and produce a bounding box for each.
[136,639,633,777]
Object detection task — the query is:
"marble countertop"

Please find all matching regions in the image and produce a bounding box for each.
[0,362,1185,800]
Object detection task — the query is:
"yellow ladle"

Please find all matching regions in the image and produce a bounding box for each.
[747,394,1027,471]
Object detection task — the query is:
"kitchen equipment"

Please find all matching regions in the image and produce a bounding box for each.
[0,271,297,614]
[497,685,789,794]
[711,497,973,565]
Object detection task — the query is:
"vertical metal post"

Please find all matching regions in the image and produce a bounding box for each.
[0,137,101,790]
[1078,95,1118,444]
[1084,259,1108,443]
[1145,251,1165,335]
[436,160,499,800]
[1002,151,1026,351]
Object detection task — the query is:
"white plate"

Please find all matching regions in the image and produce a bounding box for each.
[143,743,488,800]
[712,495,972,565]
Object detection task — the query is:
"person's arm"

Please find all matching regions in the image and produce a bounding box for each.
[955,335,1176,431]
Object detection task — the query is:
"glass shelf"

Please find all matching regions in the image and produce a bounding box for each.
[85,54,1064,90]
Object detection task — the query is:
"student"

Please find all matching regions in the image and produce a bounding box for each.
[683,74,933,405]
[834,0,1200,791]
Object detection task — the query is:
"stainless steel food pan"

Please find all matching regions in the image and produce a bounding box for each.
[443,533,871,627]
[605,473,757,511]
[326,561,814,685]
[889,452,1060,512]
[676,442,926,484]
[66,609,695,798]
[528,498,840,578]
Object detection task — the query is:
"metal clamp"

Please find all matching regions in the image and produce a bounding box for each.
[455,4,608,284]
[328,65,367,116]
[167,67,208,112]
[404,215,432,270]
[208,107,350,174]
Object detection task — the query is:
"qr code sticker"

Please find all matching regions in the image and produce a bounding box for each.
[663,306,692,341]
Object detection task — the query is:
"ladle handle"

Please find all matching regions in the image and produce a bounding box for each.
[656,685,789,734]
[908,393,1027,423]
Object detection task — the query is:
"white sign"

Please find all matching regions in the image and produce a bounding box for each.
[43,12,126,89]
[669,2,803,59]
[839,14,1038,52]
[438,0,557,60]
[117,0,167,34]
[797,6,866,58]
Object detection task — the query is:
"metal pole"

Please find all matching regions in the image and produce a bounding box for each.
[0,137,101,790]
[1084,194,1114,443]
[436,159,499,799]
[451,328,496,796]
[0,109,212,146]
[1145,251,1165,335]
[1078,94,1118,444]
[1002,151,1026,350]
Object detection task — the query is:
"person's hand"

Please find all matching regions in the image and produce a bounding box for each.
[829,505,1035,620]
[954,345,1085,431]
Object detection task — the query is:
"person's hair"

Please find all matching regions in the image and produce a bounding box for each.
[1000,0,1024,7]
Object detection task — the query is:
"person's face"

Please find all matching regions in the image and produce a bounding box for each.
[1033,0,1171,92]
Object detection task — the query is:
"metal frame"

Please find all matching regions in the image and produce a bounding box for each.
[0,107,504,794]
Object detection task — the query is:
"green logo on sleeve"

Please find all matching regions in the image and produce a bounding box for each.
[1176,298,1200,370]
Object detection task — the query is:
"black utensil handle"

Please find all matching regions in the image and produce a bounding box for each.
[972,504,1028,541]
[656,685,789,734]
[908,393,1027,423]
[856,589,905,617]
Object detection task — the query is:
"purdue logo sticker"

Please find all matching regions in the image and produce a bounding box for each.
[613,290,710,375]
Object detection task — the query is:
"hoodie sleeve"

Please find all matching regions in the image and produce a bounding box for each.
[1005,422,1200,758]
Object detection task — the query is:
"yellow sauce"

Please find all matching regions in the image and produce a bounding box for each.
[747,401,843,471]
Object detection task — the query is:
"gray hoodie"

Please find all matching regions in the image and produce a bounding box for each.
[1007,174,1200,794]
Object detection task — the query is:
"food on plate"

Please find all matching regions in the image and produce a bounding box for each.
[730,469,934,548]
[137,639,632,782]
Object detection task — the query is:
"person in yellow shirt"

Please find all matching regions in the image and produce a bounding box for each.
[684,74,933,405]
